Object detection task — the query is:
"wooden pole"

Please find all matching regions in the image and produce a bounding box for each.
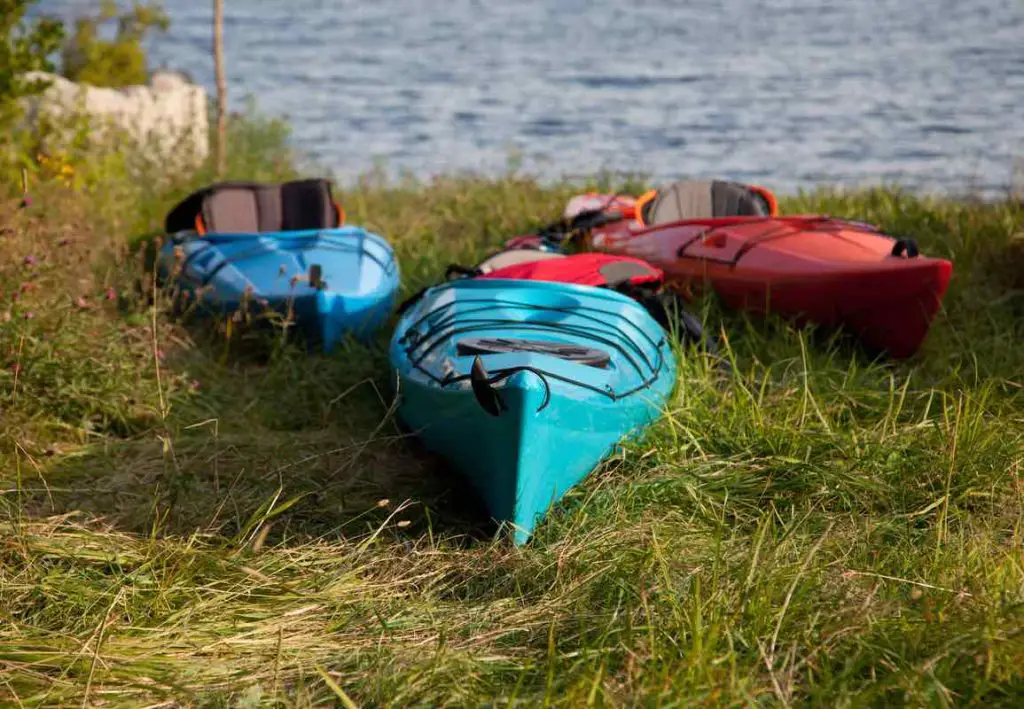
[213,0,226,176]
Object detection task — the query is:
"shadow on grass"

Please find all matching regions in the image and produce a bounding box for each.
[38,430,497,548]
[29,311,499,548]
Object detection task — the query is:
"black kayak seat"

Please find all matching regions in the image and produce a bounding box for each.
[639,179,774,226]
[164,178,343,235]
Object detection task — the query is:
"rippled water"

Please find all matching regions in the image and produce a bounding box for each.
[36,0,1024,194]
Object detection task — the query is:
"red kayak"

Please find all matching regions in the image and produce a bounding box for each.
[572,211,953,358]
[531,180,952,358]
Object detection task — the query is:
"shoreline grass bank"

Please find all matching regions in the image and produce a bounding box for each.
[2,123,1024,705]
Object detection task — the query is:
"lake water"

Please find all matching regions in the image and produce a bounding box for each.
[35,0,1024,195]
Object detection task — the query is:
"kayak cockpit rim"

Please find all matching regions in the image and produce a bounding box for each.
[170,227,398,289]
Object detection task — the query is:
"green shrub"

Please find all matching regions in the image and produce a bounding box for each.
[0,0,64,131]
[61,0,169,88]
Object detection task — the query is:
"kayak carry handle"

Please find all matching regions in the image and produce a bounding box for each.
[309,263,326,289]
[890,239,919,258]
[471,356,505,417]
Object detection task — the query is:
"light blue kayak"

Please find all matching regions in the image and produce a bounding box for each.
[390,278,676,544]
[157,226,399,350]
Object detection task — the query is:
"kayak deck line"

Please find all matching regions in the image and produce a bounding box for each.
[664,216,916,268]
[406,317,662,380]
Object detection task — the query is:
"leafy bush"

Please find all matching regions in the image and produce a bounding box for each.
[0,0,64,131]
[61,0,169,88]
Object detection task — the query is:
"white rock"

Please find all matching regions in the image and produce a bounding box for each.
[19,70,209,168]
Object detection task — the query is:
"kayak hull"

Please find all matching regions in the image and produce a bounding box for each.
[677,259,951,358]
[390,279,676,544]
[157,227,399,350]
[579,214,953,358]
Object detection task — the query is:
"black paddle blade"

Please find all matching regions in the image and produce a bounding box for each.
[457,337,611,368]
[471,356,504,417]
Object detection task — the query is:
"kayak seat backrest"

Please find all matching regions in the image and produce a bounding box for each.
[639,180,776,226]
[164,178,343,235]
[202,187,265,233]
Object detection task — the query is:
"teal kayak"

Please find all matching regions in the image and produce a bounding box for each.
[390,278,676,544]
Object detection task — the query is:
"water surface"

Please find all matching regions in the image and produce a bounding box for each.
[37,0,1024,194]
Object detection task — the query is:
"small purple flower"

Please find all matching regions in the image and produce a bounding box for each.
[104,286,116,301]
[23,311,34,320]
[23,255,36,266]
[190,379,201,391]
[19,196,32,209]
[156,349,166,361]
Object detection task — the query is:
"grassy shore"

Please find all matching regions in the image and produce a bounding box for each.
[2,122,1023,706]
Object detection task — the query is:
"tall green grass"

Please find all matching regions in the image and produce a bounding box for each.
[1,121,1023,705]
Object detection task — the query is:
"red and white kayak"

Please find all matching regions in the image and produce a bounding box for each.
[585,215,952,358]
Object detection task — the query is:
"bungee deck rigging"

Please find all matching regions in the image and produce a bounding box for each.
[398,295,669,404]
